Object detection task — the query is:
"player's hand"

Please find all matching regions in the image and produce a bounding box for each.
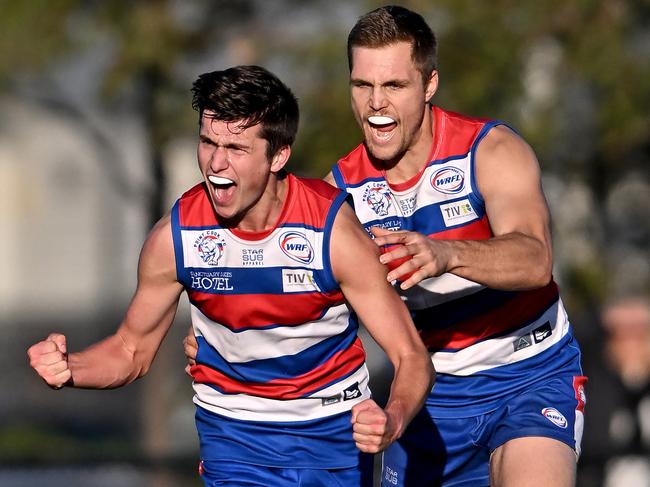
[27,333,72,389]
[183,326,198,377]
[370,226,450,290]
[351,399,399,453]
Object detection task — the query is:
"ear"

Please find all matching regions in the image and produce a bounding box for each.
[270,145,291,173]
[424,70,439,103]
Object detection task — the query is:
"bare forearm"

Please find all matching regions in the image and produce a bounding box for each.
[445,232,552,290]
[67,332,149,389]
[384,353,435,439]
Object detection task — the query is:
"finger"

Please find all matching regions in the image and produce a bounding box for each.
[378,243,410,264]
[369,226,392,238]
[399,268,427,290]
[354,435,385,454]
[38,359,70,378]
[36,349,68,367]
[46,369,72,389]
[370,228,407,246]
[46,333,67,354]
[386,257,419,284]
[27,340,58,360]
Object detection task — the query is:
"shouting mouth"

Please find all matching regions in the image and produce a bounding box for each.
[368,115,397,143]
[208,175,236,203]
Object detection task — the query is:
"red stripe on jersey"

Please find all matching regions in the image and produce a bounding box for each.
[178,183,218,225]
[420,282,559,350]
[432,215,492,240]
[336,107,489,187]
[191,337,366,399]
[189,290,345,330]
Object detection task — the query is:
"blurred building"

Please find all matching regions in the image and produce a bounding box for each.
[0,94,200,482]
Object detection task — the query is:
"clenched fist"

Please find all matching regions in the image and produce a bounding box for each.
[27,333,72,389]
[351,398,400,453]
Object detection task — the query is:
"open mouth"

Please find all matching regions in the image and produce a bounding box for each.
[208,175,236,202]
[208,175,234,186]
[368,115,397,142]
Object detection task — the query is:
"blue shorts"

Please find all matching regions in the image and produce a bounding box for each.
[199,454,374,486]
[381,375,587,487]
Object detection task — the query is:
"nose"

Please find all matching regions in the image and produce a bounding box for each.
[210,146,229,172]
[369,86,388,112]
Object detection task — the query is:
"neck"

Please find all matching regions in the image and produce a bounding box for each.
[223,173,289,234]
[384,105,434,185]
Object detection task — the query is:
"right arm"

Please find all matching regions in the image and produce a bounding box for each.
[28,215,185,389]
[330,202,434,453]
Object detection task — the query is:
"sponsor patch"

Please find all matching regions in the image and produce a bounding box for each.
[396,194,417,217]
[241,248,263,266]
[439,199,477,227]
[384,466,399,485]
[189,270,234,291]
[343,382,361,401]
[513,334,532,352]
[322,394,341,406]
[282,269,320,293]
[279,231,314,264]
[194,230,226,266]
[533,321,552,343]
[542,407,568,428]
[431,166,465,194]
[363,183,393,216]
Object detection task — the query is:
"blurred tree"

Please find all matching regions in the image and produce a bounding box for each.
[1,0,648,477]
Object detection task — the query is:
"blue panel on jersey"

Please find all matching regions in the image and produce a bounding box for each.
[185,266,332,295]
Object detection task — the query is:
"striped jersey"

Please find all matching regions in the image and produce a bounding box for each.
[331,105,582,417]
[171,173,370,467]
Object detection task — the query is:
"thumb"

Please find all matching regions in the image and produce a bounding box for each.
[47,333,67,354]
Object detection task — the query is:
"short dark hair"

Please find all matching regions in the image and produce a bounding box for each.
[191,65,299,159]
[347,6,437,84]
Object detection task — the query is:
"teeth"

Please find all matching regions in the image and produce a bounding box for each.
[208,175,234,185]
[368,116,395,125]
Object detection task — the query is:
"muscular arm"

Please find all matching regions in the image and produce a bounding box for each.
[373,125,553,291]
[330,203,434,452]
[28,215,185,389]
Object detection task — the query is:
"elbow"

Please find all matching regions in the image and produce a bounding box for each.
[534,248,553,288]
[524,239,553,289]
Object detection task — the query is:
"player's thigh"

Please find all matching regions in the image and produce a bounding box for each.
[490,436,576,487]
[487,374,584,487]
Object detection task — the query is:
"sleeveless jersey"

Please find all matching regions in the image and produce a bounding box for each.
[331,106,582,417]
[171,174,371,467]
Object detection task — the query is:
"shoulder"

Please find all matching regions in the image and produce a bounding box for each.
[475,125,540,178]
[297,176,340,199]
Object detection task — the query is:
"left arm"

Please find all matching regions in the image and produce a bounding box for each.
[373,125,553,290]
[331,203,434,453]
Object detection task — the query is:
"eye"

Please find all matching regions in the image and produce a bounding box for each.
[229,146,248,155]
[351,80,371,89]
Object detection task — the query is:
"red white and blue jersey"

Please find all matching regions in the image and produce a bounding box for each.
[331,106,583,417]
[171,174,370,468]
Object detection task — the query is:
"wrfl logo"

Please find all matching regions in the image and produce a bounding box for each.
[279,231,314,264]
[431,166,465,194]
